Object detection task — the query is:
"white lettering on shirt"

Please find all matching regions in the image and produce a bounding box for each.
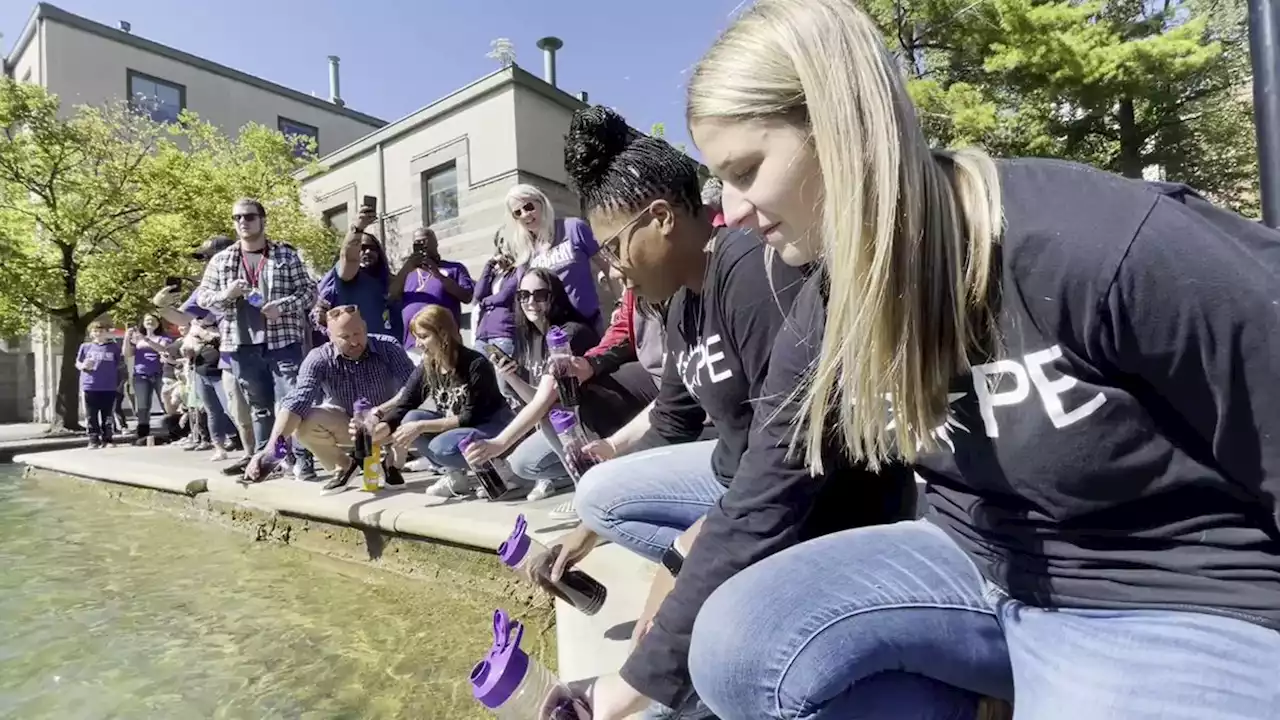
[970,344,1106,437]
[529,242,576,272]
[676,334,735,399]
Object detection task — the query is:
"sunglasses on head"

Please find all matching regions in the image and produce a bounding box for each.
[511,202,536,219]
[232,213,260,222]
[516,288,552,304]
[326,304,359,319]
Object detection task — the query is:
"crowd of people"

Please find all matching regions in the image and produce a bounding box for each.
[76,0,1280,717]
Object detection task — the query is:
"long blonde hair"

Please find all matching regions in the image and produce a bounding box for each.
[688,0,1003,472]
[503,184,557,266]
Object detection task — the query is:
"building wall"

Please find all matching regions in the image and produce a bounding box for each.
[37,20,379,155]
[7,19,42,84]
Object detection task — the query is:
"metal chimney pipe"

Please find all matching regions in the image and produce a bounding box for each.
[576,91,589,103]
[327,55,345,107]
[536,36,564,87]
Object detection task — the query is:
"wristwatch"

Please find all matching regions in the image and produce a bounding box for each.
[660,542,685,577]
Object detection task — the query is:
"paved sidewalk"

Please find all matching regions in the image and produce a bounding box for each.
[13,443,651,682]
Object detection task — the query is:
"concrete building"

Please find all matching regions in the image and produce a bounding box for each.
[2,2,387,424]
[298,40,590,335]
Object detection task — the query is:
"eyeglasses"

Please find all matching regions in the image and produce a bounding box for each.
[232,213,260,222]
[597,205,653,269]
[326,304,359,319]
[516,288,552,304]
[511,202,536,219]
[359,245,379,253]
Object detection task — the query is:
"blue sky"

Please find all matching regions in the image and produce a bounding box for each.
[2,0,749,156]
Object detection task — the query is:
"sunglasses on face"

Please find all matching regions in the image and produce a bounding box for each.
[232,213,260,222]
[516,288,552,304]
[359,245,379,253]
[511,202,536,219]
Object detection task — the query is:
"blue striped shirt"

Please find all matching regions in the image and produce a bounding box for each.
[282,334,414,418]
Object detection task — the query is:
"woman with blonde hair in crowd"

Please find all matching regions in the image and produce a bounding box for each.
[504,183,615,331]
[581,0,1280,718]
[374,305,516,497]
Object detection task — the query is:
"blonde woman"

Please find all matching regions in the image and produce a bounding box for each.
[581,1,1280,719]
[504,183,613,331]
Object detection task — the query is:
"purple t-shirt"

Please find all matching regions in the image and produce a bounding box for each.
[132,335,171,377]
[400,260,475,348]
[78,341,122,391]
[525,217,601,321]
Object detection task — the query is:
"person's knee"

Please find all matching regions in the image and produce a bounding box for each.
[689,574,771,717]
[574,463,624,533]
[425,435,467,470]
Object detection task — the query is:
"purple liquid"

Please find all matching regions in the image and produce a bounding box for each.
[533,547,607,616]
[542,690,591,720]
[474,461,507,500]
[552,362,582,407]
[563,448,599,483]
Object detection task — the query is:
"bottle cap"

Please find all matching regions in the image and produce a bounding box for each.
[457,433,478,453]
[497,514,531,567]
[548,408,577,435]
[546,325,568,348]
[470,609,530,709]
[272,436,290,459]
[353,398,372,414]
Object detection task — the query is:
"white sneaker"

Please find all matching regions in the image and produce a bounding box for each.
[210,447,228,462]
[549,499,577,520]
[426,470,472,498]
[527,478,559,503]
[405,457,438,473]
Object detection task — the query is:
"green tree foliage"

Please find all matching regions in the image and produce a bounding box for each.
[0,78,331,429]
[866,0,1257,214]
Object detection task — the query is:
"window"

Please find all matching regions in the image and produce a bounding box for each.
[323,205,349,234]
[21,70,32,84]
[127,70,186,124]
[278,117,320,158]
[423,164,459,225]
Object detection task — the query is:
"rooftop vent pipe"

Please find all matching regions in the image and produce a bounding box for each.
[119,21,131,33]
[327,55,344,107]
[536,36,563,88]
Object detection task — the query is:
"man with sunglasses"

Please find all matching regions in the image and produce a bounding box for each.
[197,198,318,479]
[391,227,474,362]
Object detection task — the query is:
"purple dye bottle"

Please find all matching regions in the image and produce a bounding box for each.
[545,326,581,408]
[471,609,590,719]
[460,434,509,500]
[499,514,607,616]
[548,409,598,483]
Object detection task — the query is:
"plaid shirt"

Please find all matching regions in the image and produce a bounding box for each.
[281,334,414,419]
[197,240,317,352]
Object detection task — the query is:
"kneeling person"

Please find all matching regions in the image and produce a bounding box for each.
[246,306,415,488]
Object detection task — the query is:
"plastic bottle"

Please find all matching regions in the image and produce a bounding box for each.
[352,398,384,492]
[252,436,291,478]
[459,434,509,501]
[498,514,607,616]
[545,327,581,408]
[471,609,591,719]
[548,408,598,483]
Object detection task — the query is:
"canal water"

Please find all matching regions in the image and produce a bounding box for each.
[0,466,546,719]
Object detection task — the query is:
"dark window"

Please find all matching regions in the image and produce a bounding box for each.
[127,70,186,124]
[323,205,349,234]
[423,163,459,225]
[278,117,320,158]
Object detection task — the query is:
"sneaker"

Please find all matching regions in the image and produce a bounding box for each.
[527,478,560,503]
[182,440,201,451]
[87,439,101,450]
[195,441,215,451]
[549,499,577,520]
[221,456,251,476]
[383,463,405,486]
[404,457,439,473]
[210,447,228,462]
[293,462,317,482]
[426,470,472,498]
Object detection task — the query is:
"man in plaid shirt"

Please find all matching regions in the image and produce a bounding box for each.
[198,198,318,477]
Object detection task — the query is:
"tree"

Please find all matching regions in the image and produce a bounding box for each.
[0,79,331,430]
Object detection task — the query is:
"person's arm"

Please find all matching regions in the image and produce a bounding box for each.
[491,375,559,449]
[480,269,518,310]
[380,364,427,431]
[275,349,328,427]
[601,400,655,456]
[196,257,237,312]
[336,227,363,282]
[74,344,88,371]
[433,263,475,304]
[1093,195,1280,522]
[388,258,417,304]
[473,261,497,305]
[635,347,707,450]
[456,354,499,427]
[584,291,636,379]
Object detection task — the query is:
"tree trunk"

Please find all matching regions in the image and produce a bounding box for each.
[1116,97,1145,178]
[50,317,87,433]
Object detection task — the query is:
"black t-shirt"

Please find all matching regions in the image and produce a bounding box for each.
[641,228,809,485]
[383,346,506,429]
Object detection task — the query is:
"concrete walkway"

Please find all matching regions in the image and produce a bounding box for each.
[12,444,654,684]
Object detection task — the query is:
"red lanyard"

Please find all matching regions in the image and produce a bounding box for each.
[239,246,268,287]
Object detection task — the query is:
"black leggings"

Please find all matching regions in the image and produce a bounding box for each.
[84,390,117,443]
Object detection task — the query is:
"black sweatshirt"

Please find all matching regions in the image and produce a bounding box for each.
[623,158,1280,706]
[381,346,506,430]
[638,228,808,485]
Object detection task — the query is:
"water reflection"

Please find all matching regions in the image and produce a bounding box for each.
[0,468,547,719]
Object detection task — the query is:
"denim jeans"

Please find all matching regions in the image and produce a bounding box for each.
[575,440,724,563]
[193,372,235,443]
[132,374,164,435]
[402,407,516,471]
[229,342,303,453]
[689,518,1280,720]
[84,390,116,443]
[506,420,571,489]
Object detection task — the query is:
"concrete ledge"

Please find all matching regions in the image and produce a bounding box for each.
[15,447,209,496]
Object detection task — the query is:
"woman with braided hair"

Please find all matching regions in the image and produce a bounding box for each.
[536,105,918,717]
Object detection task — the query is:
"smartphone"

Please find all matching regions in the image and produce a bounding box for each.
[413,237,429,256]
[486,345,513,366]
[362,195,377,213]
[164,275,182,290]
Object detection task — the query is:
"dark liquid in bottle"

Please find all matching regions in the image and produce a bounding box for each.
[543,693,590,720]
[562,447,599,483]
[552,361,582,407]
[352,428,370,460]
[474,461,507,500]
[534,547,607,616]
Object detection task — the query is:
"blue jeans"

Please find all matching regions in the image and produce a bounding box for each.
[193,372,235,443]
[506,421,571,489]
[575,440,724,563]
[402,407,515,471]
[229,342,303,453]
[689,518,1280,720]
[132,374,164,434]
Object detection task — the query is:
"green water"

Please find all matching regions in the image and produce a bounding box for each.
[0,467,550,719]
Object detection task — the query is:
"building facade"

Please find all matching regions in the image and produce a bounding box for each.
[298,60,590,336]
[3,3,387,423]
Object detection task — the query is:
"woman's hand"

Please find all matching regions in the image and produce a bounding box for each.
[583,673,650,720]
[390,421,426,447]
[152,286,181,308]
[493,355,521,380]
[565,356,595,382]
[631,565,677,650]
[545,526,598,584]
[584,438,618,461]
[462,437,506,467]
[370,422,393,445]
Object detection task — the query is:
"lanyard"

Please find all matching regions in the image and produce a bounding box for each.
[239,245,268,287]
